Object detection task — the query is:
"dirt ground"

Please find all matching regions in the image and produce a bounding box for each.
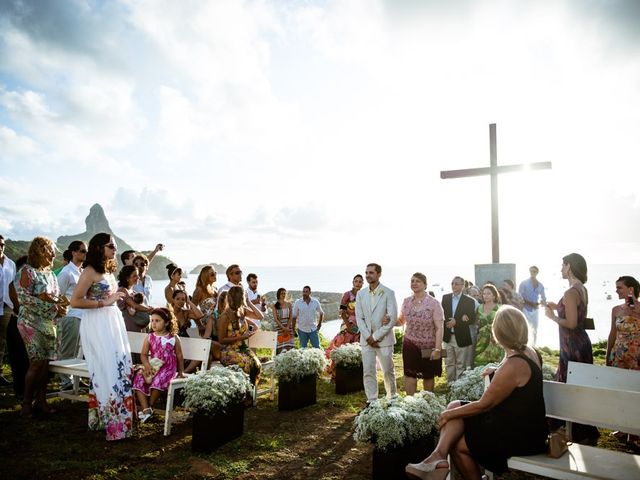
[0,376,375,480]
[1,352,636,480]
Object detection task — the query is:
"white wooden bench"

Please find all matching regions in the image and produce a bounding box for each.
[488,362,640,479]
[48,333,151,402]
[566,361,640,392]
[247,330,277,405]
[49,332,211,436]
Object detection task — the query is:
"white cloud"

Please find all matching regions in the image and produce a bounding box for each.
[0,125,39,158]
[1,0,640,267]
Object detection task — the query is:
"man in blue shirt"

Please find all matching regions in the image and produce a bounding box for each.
[518,266,546,346]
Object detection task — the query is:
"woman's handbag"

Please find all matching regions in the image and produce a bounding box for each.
[547,428,570,458]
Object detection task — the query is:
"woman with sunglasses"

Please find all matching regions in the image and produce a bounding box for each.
[16,236,67,417]
[192,266,218,336]
[71,233,134,441]
[55,241,87,391]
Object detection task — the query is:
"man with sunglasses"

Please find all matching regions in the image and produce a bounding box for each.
[0,234,19,386]
[56,241,88,390]
[218,264,244,295]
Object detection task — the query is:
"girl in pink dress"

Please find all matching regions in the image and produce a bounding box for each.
[133,307,185,422]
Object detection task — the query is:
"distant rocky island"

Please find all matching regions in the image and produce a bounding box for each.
[5,203,176,280]
[190,263,227,276]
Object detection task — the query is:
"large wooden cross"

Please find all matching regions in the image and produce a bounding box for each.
[440,124,552,263]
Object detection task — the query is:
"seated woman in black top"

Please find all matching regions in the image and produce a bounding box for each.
[406,306,548,480]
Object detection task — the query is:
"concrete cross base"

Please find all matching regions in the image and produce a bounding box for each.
[474,263,516,289]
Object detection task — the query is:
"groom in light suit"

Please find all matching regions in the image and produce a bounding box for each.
[355,263,398,403]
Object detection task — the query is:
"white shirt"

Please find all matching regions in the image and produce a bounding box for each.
[217,281,239,295]
[246,287,259,303]
[133,275,153,305]
[0,255,16,310]
[246,287,266,310]
[57,262,83,318]
[292,297,324,333]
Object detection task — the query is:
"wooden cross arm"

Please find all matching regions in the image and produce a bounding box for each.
[440,161,552,179]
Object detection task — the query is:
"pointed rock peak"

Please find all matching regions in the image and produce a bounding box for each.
[86,203,112,234]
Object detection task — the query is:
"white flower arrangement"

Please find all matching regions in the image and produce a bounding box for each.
[448,363,500,402]
[353,391,446,451]
[330,343,362,369]
[274,348,329,383]
[183,366,253,415]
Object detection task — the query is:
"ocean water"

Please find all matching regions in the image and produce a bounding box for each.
[150,263,640,349]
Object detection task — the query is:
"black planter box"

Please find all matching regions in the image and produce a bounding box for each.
[372,434,436,480]
[335,364,364,395]
[278,373,317,410]
[191,402,245,453]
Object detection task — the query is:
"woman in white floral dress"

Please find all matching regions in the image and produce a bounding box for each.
[70,233,133,441]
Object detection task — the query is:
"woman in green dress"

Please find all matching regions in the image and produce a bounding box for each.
[17,237,67,416]
[474,284,504,365]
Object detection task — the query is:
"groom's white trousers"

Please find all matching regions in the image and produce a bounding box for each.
[362,344,397,402]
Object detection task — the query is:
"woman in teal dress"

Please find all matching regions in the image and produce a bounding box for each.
[474,284,504,365]
[17,236,67,416]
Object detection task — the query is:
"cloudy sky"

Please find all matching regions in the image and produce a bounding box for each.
[1,0,639,269]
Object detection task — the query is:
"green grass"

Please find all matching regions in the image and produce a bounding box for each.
[2,345,633,480]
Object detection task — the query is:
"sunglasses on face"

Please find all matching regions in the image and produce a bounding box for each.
[104,243,117,250]
[78,249,87,254]
[232,271,242,275]
[135,262,148,267]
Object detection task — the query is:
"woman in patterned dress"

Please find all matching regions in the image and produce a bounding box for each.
[272,288,295,354]
[192,265,218,310]
[607,275,640,370]
[545,252,599,444]
[193,265,218,343]
[398,272,444,393]
[17,236,67,416]
[70,233,134,441]
[545,253,593,381]
[324,275,363,375]
[474,284,504,365]
[218,286,263,384]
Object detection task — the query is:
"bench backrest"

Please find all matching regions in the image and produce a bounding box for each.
[127,332,147,354]
[126,332,211,365]
[567,361,640,392]
[543,380,640,436]
[248,330,277,361]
